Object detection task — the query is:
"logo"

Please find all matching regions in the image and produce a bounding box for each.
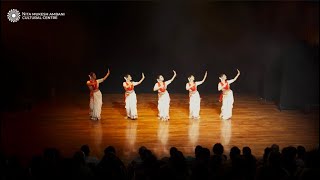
[7,9,20,23]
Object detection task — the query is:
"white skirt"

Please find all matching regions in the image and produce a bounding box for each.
[89,90,103,120]
[189,91,201,119]
[220,90,234,120]
[125,91,138,119]
[158,91,170,121]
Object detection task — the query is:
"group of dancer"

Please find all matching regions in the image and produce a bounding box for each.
[86,69,240,121]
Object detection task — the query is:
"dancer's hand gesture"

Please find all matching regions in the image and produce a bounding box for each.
[102,68,110,81]
[200,71,207,84]
[137,73,145,85]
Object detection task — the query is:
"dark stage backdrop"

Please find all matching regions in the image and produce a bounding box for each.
[1,1,319,110]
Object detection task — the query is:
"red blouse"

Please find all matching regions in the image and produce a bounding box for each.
[189,83,197,91]
[158,82,166,92]
[124,82,134,91]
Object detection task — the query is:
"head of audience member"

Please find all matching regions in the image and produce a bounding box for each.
[230,146,241,160]
[170,147,178,158]
[104,146,116,155]
[81,145,90,157]
[297,145,306,159]
[195,145,203,158]
[137,146,147,161]
[271,144,280,153]
[242,146,252,157]
[212,143,224,156]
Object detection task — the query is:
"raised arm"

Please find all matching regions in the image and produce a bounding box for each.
[228,69,240,84]
[134,73,145,86]
[169,70,177,82]
[165,70,177,86]
[197,71,207,85]
[102,69,110,81]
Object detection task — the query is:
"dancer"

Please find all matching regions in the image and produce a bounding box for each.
[86,69,110,120]
[153,70,177,121]
[218,69,240,120]
[123,73,145,120]
[186,71,207,119]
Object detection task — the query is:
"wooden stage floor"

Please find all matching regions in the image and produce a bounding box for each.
[1,93,319,165]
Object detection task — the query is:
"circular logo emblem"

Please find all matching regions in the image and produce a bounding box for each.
[7,9,20,23]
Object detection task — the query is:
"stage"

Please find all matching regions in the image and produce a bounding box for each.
[1,93,319,166]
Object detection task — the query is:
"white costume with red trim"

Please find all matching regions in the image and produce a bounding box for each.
[218,80,235,120]
[123,81,139,119]
[154,81,172,121]
[186,82,202,119]
[87,79,104,120]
